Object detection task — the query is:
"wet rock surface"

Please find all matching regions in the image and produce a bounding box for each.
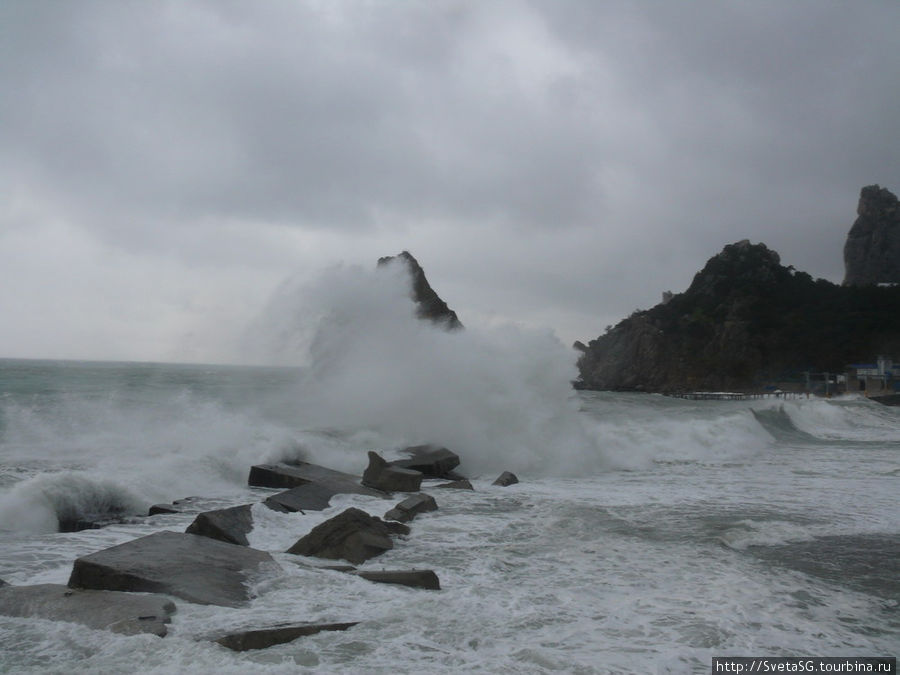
[68,530,275,607]
[362,452,423,493]
[354,570,440,590]
[389,445,460,478]
[286,507,403,565]
[264,482,343,513]
[0,583,176,637]
[212,621,358,651]
[433,479,474,490]
[148,503,182,516]
[248,461,385,497]
[492,471,519,487]
[384,493,438,523]
[185,504,254,546]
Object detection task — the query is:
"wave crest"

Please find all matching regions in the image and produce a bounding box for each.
[0,472,144,533]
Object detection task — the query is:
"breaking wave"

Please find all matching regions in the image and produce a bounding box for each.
[244,262,611,476]
[0,390,302,533]
[779,396,900,442]
[0,472,144,533]
[750,397,900,445]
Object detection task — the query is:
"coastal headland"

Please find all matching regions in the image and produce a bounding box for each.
[575,185,900,395]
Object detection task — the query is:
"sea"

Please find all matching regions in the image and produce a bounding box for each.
[0,268,897,674]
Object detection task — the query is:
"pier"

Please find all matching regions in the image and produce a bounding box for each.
[665,391,803,401]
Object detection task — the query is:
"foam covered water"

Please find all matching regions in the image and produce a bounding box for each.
[0,265,898,672]
[4,467,897,674]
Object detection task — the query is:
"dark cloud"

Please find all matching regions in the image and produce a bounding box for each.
[1,0,898,360]
[1,1,606,238]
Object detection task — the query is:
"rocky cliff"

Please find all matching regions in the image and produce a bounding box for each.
[843,185,900,286]
[378,251,462,329]
[576,240,900,392]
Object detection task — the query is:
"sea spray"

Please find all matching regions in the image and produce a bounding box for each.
[0,387,300,533]
[0,472,144,533]
[244,261,611,476]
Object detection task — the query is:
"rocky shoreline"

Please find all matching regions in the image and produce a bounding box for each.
[0,446,518,651]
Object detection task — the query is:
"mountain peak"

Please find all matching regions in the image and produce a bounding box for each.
[685,240,785,299]
[843,184,900,286]
[377,251,463,329]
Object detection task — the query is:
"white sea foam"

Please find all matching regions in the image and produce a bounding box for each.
[777,396,900,442]
[1,395,898,672]
[717,518,819,551]
[0,391,302,533]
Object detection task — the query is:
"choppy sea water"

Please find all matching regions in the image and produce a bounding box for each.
[0,358,898,674]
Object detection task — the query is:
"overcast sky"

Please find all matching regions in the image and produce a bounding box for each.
[2,1,898,363]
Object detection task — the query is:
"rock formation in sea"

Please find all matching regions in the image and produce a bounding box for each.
[377,251,463,329]
[492,471,519,487]
[387,445,462,479]
[843,185,900,286]
[383,494,438,524]
[185,504,255,546]
[68,531,275,607]
[285,507,409,564]
[212,622,359,652]
[3,448,498,646]
[362,451,423,493]
[576,235,900,392]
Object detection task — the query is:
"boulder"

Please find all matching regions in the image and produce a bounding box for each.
[434,479,474,490]
[286,507,401,565]
[148,503,181,516]
[388,445,461,478]
[383,494,438,523]
[0,578,7,587]
[320,564,358,573]
[384,521,412,536]
[362,452,423,493]
[149,498,203,515]
[248,461,385,498]
[0,583,175,637]
[354,570,440,590]
[58,511,130,533]
[492,471,519,487]
[213,621,358,651]
[264,482,342,514]
[68,530,275,607]
[185,504,254,546]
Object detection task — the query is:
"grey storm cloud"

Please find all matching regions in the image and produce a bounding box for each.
[1,0,899,361]
[2,1,608,238]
